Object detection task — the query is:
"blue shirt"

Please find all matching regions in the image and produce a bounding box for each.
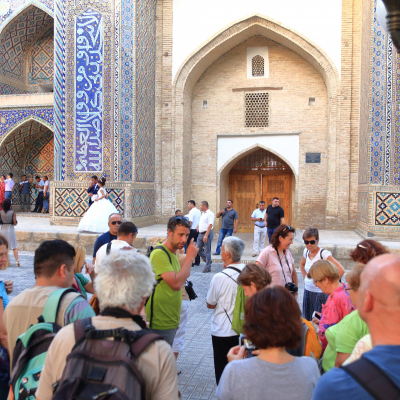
[313,345,400,400]
[93,231,117,257]
[0,282,9,308]
[19,181,30,195]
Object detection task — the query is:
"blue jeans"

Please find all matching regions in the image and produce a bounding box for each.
[215,228,233,254]
[43,196,49,212]
[267,228,276,243]
[4,192,11,200]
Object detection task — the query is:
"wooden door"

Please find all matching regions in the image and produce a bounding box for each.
[262,173,291,225]
[229,174,261,233]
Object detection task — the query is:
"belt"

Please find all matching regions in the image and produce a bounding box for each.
[5,191,11,193]
[200,231,206,234]
[255,224,266,227]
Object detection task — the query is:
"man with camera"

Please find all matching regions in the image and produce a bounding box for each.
[206,236,246,384]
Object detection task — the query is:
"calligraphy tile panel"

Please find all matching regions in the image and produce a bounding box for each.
[74,9,103,172]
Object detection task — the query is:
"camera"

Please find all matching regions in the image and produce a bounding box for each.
[285,282,298,294]
[239,334,257,358]
[185,280,198,301]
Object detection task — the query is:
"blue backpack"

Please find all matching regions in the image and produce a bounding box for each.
[10,288,78,400]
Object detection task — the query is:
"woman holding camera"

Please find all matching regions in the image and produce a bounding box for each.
[300,228,345,321]
[256,225,298,292]
[216,286,320,400]
[307,260,355,352]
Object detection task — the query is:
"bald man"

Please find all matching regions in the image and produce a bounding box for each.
[313,254,400,399]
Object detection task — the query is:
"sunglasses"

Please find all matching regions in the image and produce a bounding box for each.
[110,221,122,225]
[282,225,291,232]
[304,240,317,245]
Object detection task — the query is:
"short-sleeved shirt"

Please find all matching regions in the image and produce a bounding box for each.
[94,239,133,273]
[303,248,332,293]
[92,231,117,257]
[322,310,369,372]
[251,208,266,227]
[343,334,372,365]
[4,179,14,192]
[145,245,182,330]
[0,281,9,308]
[206,263,246,337]
[188,207,201,230]
[217,356,320,400]
[36,316,181,400]
[312,345,400,400]
[266,205,284,229]
[19,180,30,194]
[72,273,90,299]
[198,209,215,232]
[44,180,49,194]
[4,286,95,362]
[257,245,295,287]
[36,179,45,192]
[220,208,238,230]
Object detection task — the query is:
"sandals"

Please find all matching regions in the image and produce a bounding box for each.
[15,261,20,267]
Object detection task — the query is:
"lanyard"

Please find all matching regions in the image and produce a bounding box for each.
[276,250,293,284]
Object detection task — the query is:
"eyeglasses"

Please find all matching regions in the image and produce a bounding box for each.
[282,225,291,232]
[304,240,317,245]
[110,221,122,225]
[345,287,353,292]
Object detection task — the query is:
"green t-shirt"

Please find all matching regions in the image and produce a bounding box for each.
[322,310,369,372]
[145,245,182,330]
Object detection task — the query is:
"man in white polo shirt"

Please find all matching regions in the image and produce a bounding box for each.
[196,201,214,273]
[4,173,15,201]
[187,199,201,266]
[251,201,267,257]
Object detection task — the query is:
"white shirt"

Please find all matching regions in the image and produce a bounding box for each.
[4,179,14,192]
[206,263,246,336]
[36,179,45,192]
[44,180,49,194]
[251,208,266,227]
[198,209,214,232]
[303,248,332,292]
[94,239,133,273]
[188,207,201,230]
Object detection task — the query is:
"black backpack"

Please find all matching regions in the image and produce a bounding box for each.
[52,316,164,400]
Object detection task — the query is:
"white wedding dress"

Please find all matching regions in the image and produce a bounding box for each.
[78,187,119,233]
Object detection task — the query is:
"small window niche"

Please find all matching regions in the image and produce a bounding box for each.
[247,47,269,79]
[202,100,208,109]
[308,97,316,106]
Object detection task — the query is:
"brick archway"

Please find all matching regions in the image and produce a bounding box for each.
[170,13,340,215]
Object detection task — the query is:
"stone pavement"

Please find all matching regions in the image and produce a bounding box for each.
[0,251,305,400]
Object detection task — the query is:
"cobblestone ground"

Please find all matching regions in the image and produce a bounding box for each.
[1,252,305,400]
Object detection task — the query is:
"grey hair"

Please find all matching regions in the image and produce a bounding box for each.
[108,212,122,221]
[95,250,156,311]
[223,236,245,262]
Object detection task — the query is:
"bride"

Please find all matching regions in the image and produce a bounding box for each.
[78,177,119,233]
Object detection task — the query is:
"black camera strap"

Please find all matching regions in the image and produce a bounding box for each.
[275,249,294,284]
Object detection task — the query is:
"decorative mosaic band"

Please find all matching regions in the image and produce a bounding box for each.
[385,36,392,186]
[375,192,400,225]
[74,9,103,172]
[54,187,125,217]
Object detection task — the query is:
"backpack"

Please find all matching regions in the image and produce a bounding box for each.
[222,266,246,335]
[10,288,78,400]
[287,318,322,360]
[51,317,164,400]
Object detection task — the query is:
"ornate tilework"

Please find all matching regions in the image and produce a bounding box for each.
[393,51,400,185]
[370,1,385,184]
[25,132,54,178]
[357,192,369,224]
[0,83,31,94]
[113,0,120,181]
[0,5,53,83]
[385,36,392,185]
[0,107,53,137]
[28,27,54,85]
[376,192,400,225]
[119,0,134,181]
[54,187,125,217]
[131,189,154,217]
[135,0,156,182]
[74,9,103,172]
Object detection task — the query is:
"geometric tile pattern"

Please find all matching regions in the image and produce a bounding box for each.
[113,0,120,181]
[357,192,369,224]
[27,27,53,84]
[119,0,134,181]
[0,5,53,83]
[394,51,400,185]
[135,0,156,182]
[74,9,103,172]
[25,132,54,178]
[54,187,125,217]
[375,192,400,225]
[370,2,385,184]
[131,189,154,217]
[11,184,37,207]
[0,82,30,95]
[385,36,392,185]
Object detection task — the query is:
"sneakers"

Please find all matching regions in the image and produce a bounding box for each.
[202,267,211,273]
[212,252,220,256]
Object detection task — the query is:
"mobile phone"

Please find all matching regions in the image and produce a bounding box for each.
[312,311,321,320]
[239,334,257,358]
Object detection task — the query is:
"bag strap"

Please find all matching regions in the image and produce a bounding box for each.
[106,241,112,255]
[130,332,164,359]
[74,317,94,343]
[341,357,400,400]
[221,272,238,285]
[226,266,242,274]
[153,245,172,264]
[320,248,325,258]
[40,288,78,324]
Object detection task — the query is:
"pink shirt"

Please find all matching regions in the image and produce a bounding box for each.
[257,245,295,287]
[319,284,356,352]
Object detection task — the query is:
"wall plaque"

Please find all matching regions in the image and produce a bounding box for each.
[306,153,321,163]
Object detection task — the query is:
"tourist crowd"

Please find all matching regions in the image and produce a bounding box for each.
[0,197,398,400]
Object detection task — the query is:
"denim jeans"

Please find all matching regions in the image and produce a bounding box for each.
[267,228,276,243]
[215,228,233,254]
[43,196,49,212]
[4,192,11,200]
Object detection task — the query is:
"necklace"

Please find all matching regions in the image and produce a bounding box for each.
[309,248,319,257]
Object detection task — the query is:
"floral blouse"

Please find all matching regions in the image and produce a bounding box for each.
[319,284,356,352]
